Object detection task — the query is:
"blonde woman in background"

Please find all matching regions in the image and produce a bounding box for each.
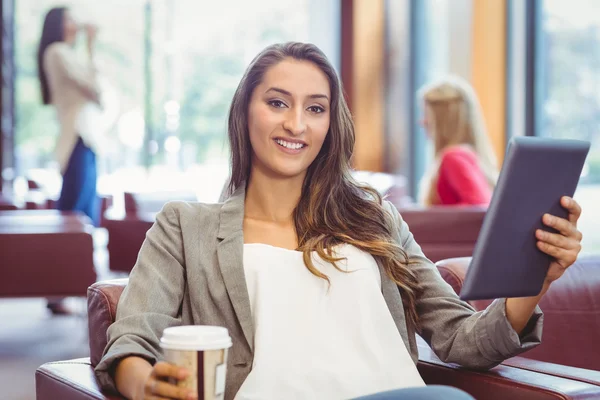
[418,76,498,206]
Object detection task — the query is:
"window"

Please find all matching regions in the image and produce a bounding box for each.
[386,0,474,199]
[537,0,600,253]
[15,0,146,196]
[411,0,456,197]
[385,0,461,199]
[14,0,339,202]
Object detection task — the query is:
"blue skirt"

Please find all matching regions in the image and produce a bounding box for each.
[57,137,99,226]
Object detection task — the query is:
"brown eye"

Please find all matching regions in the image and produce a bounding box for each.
[308,105,325,113]
[268,100,287,108]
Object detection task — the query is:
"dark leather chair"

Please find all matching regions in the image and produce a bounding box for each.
[35,279,600,399]
[0,210,96,297]
[103,191,196,273]
[399,206,486,262]
[437,256,600,372]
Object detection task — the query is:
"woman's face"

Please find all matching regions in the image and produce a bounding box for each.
[247,58,331,180]
[62,10,79,43]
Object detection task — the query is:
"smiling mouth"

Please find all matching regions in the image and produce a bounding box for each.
[274,138,307,150]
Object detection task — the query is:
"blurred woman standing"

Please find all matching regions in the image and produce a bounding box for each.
[37,7,102,225]
[37,7,103,315]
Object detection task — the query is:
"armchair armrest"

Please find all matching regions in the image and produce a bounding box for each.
[503,357,600,387]
[36,358,123,400]
[37,352,600,400]
[418,342,600,399]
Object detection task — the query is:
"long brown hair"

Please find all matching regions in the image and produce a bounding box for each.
[38,7,67,105]
[227,42,421,327]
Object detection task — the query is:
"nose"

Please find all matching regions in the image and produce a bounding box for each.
[282,107,307,136]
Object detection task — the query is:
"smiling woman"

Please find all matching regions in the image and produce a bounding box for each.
[95,42,583,400]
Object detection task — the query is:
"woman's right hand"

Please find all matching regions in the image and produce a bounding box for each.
[138,361,197,400]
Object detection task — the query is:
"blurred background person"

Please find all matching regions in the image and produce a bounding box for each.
[37,6,103,225]
[37,7,103,315]
[418,76,498,206]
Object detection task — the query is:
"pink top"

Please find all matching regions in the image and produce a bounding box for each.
[436,146,492,206]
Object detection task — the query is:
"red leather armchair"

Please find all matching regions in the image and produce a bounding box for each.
[36,279,600,400]
[399,206,486,262]
[437,256,600,372]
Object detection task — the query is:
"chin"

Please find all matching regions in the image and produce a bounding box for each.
[269,163,310,179]
[274,168,308,179]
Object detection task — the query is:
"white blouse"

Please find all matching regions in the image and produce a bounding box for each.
[235,243,425,400]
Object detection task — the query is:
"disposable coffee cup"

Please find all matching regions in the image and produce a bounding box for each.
[160,326,232,400]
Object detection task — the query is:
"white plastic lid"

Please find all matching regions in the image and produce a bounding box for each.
[160,326,232,351]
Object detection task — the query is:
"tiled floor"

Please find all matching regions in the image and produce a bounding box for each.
[0,228,119,400]
[0,299,89,400]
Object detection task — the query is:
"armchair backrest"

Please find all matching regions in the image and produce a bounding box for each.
[124,191,198,215]
[87,279,128,366]
[400,207,486,262]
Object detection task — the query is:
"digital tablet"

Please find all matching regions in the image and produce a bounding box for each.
[459,137,590,301]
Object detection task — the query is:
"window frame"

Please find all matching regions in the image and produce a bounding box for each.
[1,0,16,192]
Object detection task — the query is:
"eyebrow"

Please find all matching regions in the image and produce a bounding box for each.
[265,87,330,101]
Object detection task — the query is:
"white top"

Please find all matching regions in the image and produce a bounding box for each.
[43,42,103,173]
[235,243,425,400]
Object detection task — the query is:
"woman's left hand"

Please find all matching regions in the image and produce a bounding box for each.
[536,196,583,289]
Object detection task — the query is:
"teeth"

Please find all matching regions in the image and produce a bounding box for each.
[276,139,305,150]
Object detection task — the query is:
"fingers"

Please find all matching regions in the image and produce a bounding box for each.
[146,362,196,400]
[561,196,582,224]
[536,241,566,262]
[145,379,196,400]
[536,229,581,251]
[542,213,582,240]
[152,362,189,380]
[537,240,579,267]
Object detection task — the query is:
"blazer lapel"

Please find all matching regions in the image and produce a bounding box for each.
[216,185,254,352]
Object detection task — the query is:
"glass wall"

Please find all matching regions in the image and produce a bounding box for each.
[537,0,600,252]
[15,0,146,197]
[385,0,472,199]
[411,0,453,198]
[14,0,339,202]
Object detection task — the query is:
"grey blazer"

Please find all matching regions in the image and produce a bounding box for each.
[95,186,543,400]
